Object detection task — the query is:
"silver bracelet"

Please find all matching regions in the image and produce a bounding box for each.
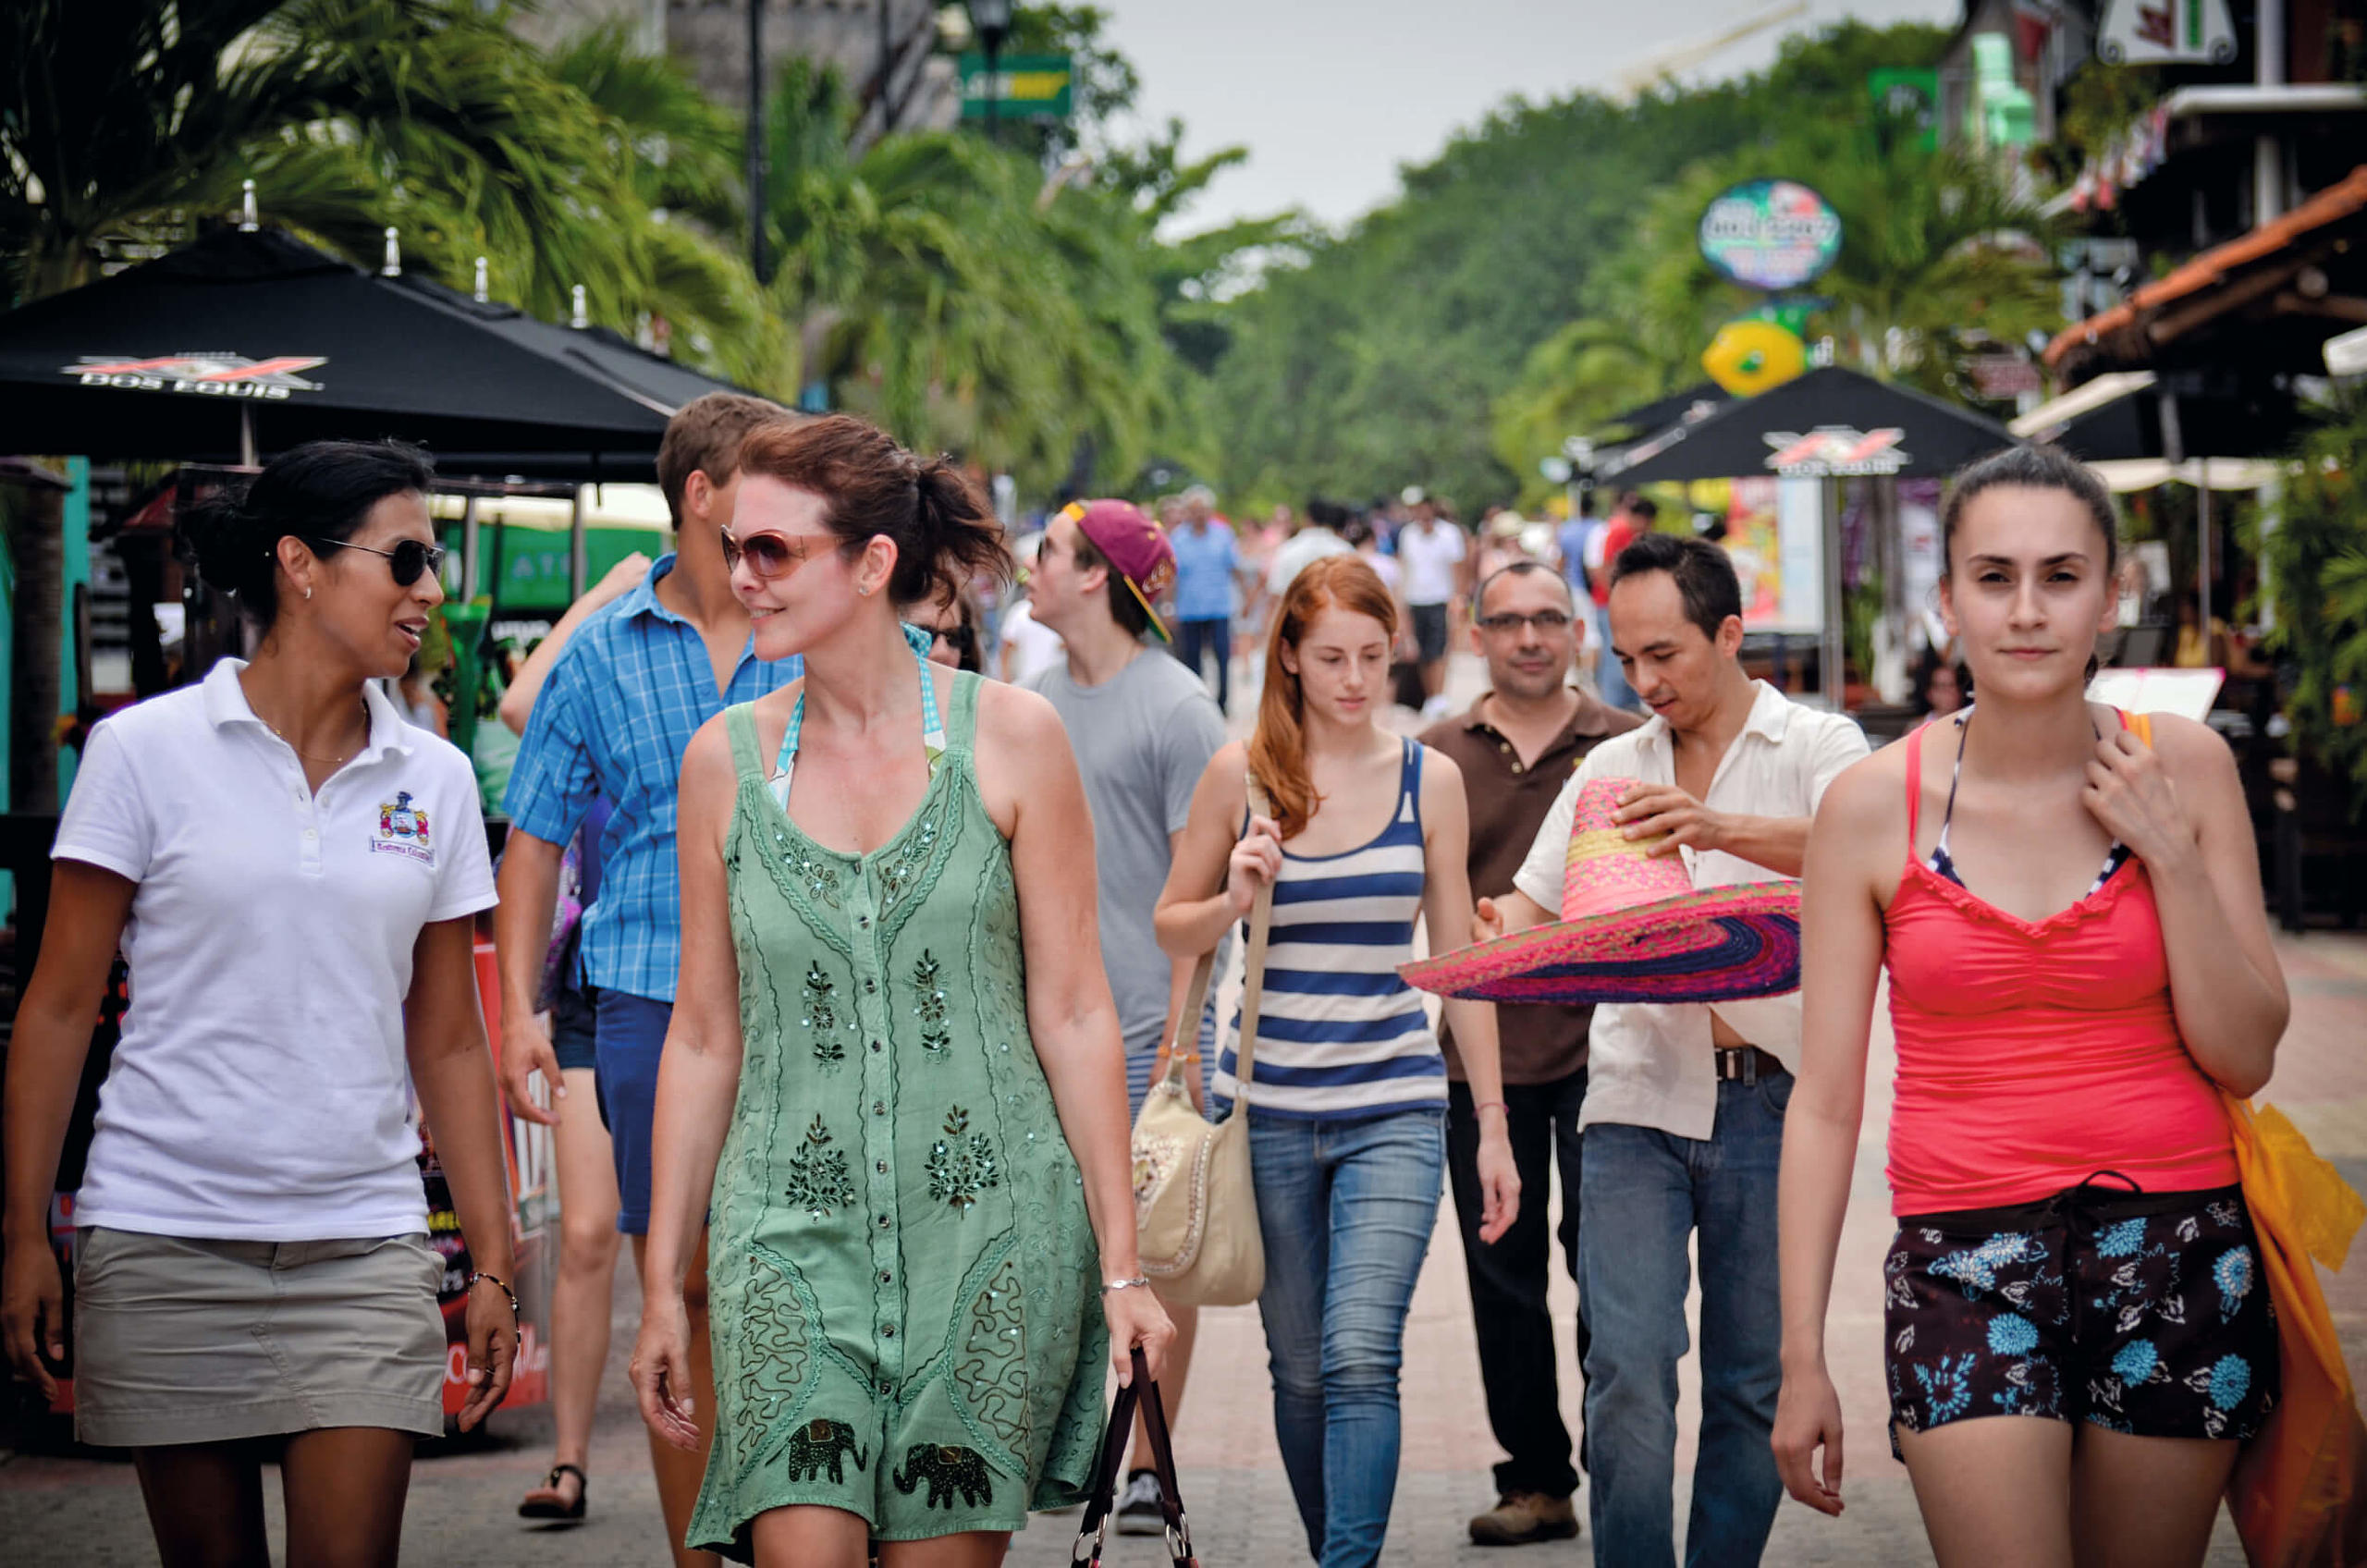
[1100,1275,1151,1294]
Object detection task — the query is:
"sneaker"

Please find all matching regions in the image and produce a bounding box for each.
[1467,1490,1579,1546]
[1114,1468,1165,1536]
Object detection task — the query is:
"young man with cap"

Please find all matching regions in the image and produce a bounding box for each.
[1025,498,1228,1534]
[1418,559,1640,1547]
[493,391,796,1568]
[1476,533,1865,1568]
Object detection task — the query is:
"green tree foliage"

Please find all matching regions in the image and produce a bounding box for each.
[0,0,767,382]
[760,58,1181,495]
[1206,21,1961,510]
[2263,396,2367,808]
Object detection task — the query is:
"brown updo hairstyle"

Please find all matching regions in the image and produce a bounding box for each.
[734,414,1011,608]
[1249,554,1401,840]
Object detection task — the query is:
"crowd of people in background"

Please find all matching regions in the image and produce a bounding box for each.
[1,395,2297,1568]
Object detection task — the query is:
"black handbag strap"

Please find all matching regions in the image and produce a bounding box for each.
[1073,1347,1197,1567]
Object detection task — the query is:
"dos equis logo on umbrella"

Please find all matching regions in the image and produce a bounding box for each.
[64,352,327,400]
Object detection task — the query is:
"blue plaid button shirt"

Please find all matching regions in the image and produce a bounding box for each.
[503,554,801,1002]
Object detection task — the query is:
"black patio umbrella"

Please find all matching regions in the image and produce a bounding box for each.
[1600,382,1731,439]
[390,268,757,415]
[1597,366,2019,485]
[0,227,682,466]
[2018,375,2301,465]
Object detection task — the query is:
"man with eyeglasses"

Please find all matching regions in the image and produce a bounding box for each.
[493,391,796,1568]
[1417,559,1638,1548]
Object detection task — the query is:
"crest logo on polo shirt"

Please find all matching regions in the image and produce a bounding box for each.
[372,790,435,864]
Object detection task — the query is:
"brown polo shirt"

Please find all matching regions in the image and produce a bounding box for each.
[1419,689,1644,1084]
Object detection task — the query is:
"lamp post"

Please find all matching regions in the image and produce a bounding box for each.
[966,0,1013,145]
[747,0,768,283]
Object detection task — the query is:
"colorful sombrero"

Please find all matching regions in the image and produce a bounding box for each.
[1401,776,1801,1005]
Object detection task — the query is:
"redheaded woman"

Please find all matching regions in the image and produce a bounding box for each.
[1157,555,1521,1568]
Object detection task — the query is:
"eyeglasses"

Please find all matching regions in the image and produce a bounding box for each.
[928,623,977,655]
[720,526,840,580]
[1475,609,1574,634]
[308,536,447,587]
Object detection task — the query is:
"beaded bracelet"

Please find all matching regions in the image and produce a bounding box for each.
[467,1270,520,1319]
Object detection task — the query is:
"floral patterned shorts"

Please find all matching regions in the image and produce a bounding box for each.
[1883,1180,2277,1455]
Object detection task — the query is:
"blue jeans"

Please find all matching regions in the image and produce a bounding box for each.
[1578,1075,1791,1568]
[1250,1109,1446,1568]
[1593,601,1636,711]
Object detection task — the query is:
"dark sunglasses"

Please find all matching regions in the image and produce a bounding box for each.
[307,536,447,587]
[720,526,841,581]
[928,622,978,654]
[1475,609,1574,634]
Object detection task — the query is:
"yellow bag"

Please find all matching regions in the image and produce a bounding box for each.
[2125,711,2367,1562]
[2222,1094,2367,1567]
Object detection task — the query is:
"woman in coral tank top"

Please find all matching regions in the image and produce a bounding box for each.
[1771,447,2291,1567]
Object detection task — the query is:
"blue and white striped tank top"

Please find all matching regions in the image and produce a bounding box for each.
[1210,739,1446,1121]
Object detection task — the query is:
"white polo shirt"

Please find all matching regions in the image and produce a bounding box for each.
[1512,680,1868,1140]
[54,659,497,1241]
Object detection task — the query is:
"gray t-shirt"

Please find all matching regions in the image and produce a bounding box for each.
[1029,649,1228,1057]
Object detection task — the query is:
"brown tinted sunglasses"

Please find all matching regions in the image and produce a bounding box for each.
[719,527,844,580]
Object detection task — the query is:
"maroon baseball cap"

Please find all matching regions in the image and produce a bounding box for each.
[1058,498,1176,643]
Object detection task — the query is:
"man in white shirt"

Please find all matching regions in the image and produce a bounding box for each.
[1397,494,1470,718]
[1266,496,1357,598]
[1477,533,1867,1568]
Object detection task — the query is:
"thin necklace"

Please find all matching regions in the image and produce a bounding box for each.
[259,696,370,766]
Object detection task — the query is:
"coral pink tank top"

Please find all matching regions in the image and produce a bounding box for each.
[1883,718,2237,1215]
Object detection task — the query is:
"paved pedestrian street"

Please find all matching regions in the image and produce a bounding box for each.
[6,652,2362,1564]
[12,926,2361,1564]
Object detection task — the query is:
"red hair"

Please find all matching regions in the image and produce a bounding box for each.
[1249,555,1400,839]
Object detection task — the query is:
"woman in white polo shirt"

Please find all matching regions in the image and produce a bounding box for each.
[1,440,515,1564]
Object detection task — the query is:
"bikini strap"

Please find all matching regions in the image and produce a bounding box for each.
[1934,712,1971,862]
[769,637,943,814]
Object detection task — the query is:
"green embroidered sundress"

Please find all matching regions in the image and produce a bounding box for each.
[688,670,1107,1558]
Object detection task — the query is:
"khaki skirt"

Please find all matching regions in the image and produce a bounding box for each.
[72,1227,446,1447]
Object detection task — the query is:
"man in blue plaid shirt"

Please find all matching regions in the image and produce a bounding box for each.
[493,392,794,1568]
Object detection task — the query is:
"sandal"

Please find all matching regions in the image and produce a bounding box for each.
[518,1463,588,1522]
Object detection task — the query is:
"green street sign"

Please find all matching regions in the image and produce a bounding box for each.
[958,54,1073,120]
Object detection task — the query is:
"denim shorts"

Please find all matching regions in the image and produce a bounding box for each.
[551,980,599,1072]
[1884,1179,2277,1452]
[594,988,673,1235]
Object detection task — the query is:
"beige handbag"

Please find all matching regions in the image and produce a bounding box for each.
[1129,781,1275,1307]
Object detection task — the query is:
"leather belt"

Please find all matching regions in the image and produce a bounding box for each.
[1714,1046,1786,1085]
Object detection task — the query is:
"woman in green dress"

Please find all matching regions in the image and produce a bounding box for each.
[632,415,1171,1567]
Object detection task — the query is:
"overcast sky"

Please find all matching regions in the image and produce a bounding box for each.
[1095,0,1961,234]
